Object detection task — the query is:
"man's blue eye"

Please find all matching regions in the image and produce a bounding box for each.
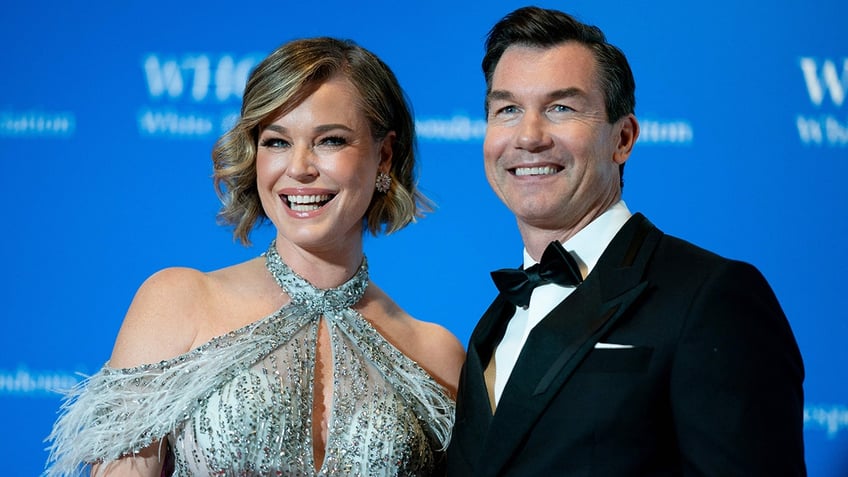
[321,136,347,146]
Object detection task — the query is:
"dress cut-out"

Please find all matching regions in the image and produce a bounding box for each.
[46,241,454,476]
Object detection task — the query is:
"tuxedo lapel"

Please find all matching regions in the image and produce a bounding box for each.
[456,295,515,452]
[478,214,662,475]
[467,295,517,394]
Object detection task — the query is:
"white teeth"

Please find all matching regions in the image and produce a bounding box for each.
[290,203,322,212]
[287,194,331,204]
[285,194,332,212]
[514,166,558,176]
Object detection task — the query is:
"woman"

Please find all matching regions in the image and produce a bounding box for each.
[46,37,465,476]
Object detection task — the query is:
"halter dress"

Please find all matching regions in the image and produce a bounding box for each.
[46,241,454,476]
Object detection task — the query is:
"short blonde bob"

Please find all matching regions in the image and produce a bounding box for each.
[212,37,430,245]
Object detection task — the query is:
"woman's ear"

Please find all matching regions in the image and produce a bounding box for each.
[379,131,396,173]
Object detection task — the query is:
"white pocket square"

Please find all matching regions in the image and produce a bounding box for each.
[594,342,634,349]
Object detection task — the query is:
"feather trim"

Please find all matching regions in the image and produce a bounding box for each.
[332,308,456,450]
[44,308,310,477]
[45,242,455,475]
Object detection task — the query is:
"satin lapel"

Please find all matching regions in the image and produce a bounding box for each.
[479,214,662,475]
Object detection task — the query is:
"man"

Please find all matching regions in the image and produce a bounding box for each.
[446,6,805,476]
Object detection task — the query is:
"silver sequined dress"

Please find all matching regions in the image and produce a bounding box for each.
[45,241,455,476]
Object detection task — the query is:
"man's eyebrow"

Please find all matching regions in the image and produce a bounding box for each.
[545,87,584,101]
[486,90,515,103]
[486,87,585,103]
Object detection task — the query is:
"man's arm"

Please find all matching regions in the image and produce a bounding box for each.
[670,260,805,476]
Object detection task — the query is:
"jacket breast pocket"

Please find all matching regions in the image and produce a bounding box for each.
[578,345,653,373]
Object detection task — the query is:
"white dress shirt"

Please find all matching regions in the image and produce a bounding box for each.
[492,201,632,404]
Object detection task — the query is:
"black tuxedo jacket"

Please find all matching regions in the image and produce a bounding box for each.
[446,214,805,476]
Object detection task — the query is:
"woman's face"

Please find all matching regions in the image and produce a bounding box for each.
[256,75,391,255]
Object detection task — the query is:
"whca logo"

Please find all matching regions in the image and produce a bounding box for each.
[142,53,262,103]
[138,53,263,138]
[797,57,848,146]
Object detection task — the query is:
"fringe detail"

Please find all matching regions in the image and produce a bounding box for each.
[265,240,454,448]
[45,242,454,475]
[333,308,455,450]
[43,309,309,477]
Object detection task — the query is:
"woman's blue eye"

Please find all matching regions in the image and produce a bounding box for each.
[260,138,289,148]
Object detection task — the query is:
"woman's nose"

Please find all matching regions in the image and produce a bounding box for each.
[286,144,318,181]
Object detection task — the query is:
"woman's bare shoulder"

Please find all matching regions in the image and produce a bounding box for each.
[406,317,466,397]
[363,283,466,396]
[108,258,271,368]
[107,266,215,368]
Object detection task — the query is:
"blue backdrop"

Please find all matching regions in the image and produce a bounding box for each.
[3,1,846,475]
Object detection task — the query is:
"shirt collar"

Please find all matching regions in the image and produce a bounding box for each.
[523,200,632,277]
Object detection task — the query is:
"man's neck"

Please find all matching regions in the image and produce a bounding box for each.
[517,200,628,261]
[518,212,604,261]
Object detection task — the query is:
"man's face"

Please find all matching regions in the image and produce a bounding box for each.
[484,42,633,237]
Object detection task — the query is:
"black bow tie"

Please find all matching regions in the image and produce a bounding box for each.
[490,241,583,308]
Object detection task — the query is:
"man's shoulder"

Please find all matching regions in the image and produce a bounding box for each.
[629,213,728,262]
[657,232,726,262]
[650,231,772,295]
[632,213,761,276]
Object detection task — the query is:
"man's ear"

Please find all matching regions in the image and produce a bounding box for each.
[379,131,396,173]
[613,114,639,165]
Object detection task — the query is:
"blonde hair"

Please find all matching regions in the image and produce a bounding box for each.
[212,37,430,245]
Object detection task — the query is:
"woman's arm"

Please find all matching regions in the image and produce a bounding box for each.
[89,441,164,477]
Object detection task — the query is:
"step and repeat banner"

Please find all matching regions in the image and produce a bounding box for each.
[2,1,846,475]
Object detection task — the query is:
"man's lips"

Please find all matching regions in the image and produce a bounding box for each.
[510,165,562,176]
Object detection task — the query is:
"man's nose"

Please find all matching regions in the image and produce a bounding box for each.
[515,112,553,151]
